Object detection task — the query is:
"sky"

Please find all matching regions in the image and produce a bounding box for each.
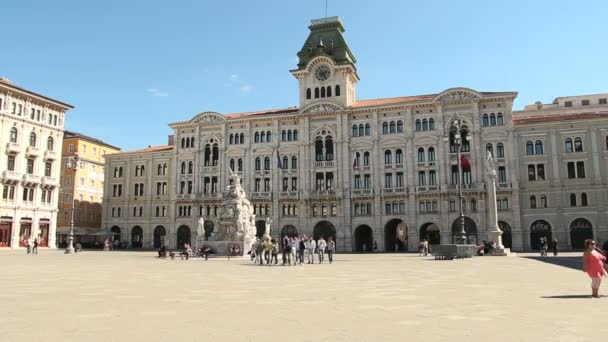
[2,0,607,151]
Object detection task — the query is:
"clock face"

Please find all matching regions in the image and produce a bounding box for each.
[314,65,331,81]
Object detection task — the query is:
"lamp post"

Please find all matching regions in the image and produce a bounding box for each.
[443,119,469,245]
[64,153,80,254]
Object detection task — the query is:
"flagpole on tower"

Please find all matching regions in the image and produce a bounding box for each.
[325,0,328,18]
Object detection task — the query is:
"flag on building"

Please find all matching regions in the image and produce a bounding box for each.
[460,154,471,172]
[352,153,358,170]
[277,150,283,169]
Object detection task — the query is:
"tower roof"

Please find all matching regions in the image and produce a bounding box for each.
[294,17,357,71]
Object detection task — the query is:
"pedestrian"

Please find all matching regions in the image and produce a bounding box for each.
[317,236,327,264]
[306,236,316,264]
[551,237,558,256]
[282,236,290,265]
[270,239,279,264]
[32,238,39,255]
[298,236,306,265]
[256,238,264,265]
[326,237,335,264]
[583,239,606,298]
[289,237,297,266]
[26,239,32,254]
[539,237,547,256]
[263,238,273,265]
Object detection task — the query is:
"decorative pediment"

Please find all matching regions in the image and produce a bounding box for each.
[301,103,343,114]
[191,112,226,124]
[434,88,481,103]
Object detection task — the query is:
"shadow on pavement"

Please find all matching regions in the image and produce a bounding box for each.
[541,295,596,299]
[524,256,583,271]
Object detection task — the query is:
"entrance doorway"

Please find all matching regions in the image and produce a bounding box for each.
[204,221,214,240]
[354,225,373,252]
[0,220,11,247]
[498,221,512,249]
[570,218,593,250]
[256,220,266,238]
[530,220,552,250]
[19,221,32,247]
[385,219,406,252]
[419,223,441,245]
[111,226,121,241]
[153,225,166,248]
[131,226,143,248]
[38,222,49,247]
[176,225,191,249]
[313,221,336,244]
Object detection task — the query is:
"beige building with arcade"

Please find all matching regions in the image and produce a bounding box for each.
[101,17,608,252]
[0,77,73,248]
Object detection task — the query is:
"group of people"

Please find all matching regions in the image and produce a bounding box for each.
[24,238,39,255]
[250,235,335,266]
[538,237,559,256]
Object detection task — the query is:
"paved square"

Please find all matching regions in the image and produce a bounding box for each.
[0,250,605,342]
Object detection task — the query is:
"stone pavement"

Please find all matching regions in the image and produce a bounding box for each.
[0,250,605,342]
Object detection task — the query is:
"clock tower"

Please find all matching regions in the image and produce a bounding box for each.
[291,17,359,111]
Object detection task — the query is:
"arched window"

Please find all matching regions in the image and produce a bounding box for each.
[490,113,496,126]
[384,150,392,165]
[581,193,588,206]
[320,87,326,98]
[239,133,244,144]
[358,124,364,137]
[482,114,489,127]
[382,122,389,135]
[417,147,425,162]
[415,119,421,132]
[352,125,358,137]
[287,130,293,141]
[260,131,266,143]
[606,135,608,150]
[264,157,270,170]
[47,136,54,151]
[181,138,185,148]
[574,137,583,152]
[497,113,504,126]
[163,163,167,175]
[540,195,547,208]
[569,193,577,207]
[315,137,323,161]
[29,132,36,147]
[389,121,396,133]
[282,130,287,141]
[212,143,219,165]
[396,120,403,133]
[181,162,186,174]
[190,137,195,147]
[364,123,370,136]
[363,152,370,166]
[267,131,271,142]
[255,157,261,170]
[314,88,319,98]
[327,86,332,97]
[135,166,140,176]
[119,167,123,177]
[325,136,334,161]
[428,118,435,131]
[497,143,505,158]
[428,147,436,162]
[10,127,18,143]
[306,88,311,99]
[282,156,288,169]
[229,134,234,145]
[486,143,494,157]
[293,129,298,141]
[254,132,260,143]
[526,141,534,155]
[229,159,235,171]
[530,195,537,209]
[422,119,428,131]
[535,140,544,155]
[204,144,211,165]
[335,85,340,96]
[565,138,573,152]
[291,156,297,169]
[157,164,162,175]
[395,149,403,164]
[238,158,243,171]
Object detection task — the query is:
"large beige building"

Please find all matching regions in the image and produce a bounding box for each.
[0,77,73,248]
[101,17,608,252]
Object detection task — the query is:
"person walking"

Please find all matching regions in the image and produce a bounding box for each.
[32,237,39,255]
[256,239,264,266]
[539,237,547,257]
[282,236,290,265]
[306,236,316,264]
[326,237,335,264]
[298,236,306,265]
[551,237,558,256]
[270,239,279,264]
[317,237,327,264]
[263,238,273,265]
[289,237,297,266]
[583,239,606,298]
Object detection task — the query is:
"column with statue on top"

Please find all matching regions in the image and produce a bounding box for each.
[486,151,509,256]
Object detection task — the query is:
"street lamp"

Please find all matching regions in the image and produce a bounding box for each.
[443,119,470,245]
[64,153,80,254]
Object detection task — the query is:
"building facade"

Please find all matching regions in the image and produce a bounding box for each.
[56,131,120,246]
[101,17,608,252]
[0,77,73,248]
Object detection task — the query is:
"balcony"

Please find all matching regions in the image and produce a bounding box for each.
[176,194,195,200]
[450,152,471,160]
[2,170,21,183]
[497,182,512,190]
[5,142,21,154]
[197,193,218,199]
[496,157,506,163]
[417,162,426,168]
[395,163,404,169]
[25,146,40,157]
[351,189,373,196]
[251,192,272,199]
[203,166,219,173]
[310,190,337,198]
[44,150,58,160]
[279,191,299,198]
[315,160,334,168]
[22,174,40,185]
[41,176,57,186]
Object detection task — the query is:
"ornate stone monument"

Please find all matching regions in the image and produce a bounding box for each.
[486,152,509,256]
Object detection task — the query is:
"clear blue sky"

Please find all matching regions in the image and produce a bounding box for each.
[2,0,607,151]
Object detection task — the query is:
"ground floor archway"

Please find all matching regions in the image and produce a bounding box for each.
[131,226,143,248]
[530,220,552,250]
[570,218,593,250]
[111,226,121,241]
[420,223,441,245]
[354,225,373,252]
[153,225,166,248]
[176,225,191,249]
[498,221,512,249]
[385,219,407,252]
[0,220,12,247]
[255,220,265,238]
[313,221,336,244]
[451,217,477,245]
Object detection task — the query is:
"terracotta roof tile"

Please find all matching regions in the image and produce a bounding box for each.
[225,107,299,119]
[108,145,174,156]
[352,94,436,107]
[513,112,608,125]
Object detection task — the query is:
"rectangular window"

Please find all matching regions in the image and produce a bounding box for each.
[93,147,97,156]
[528,165,536,181]
[264,178,270,192]
[291,177,297,191]
[396,172,403,188]
[536,164,545,181]
[68,144,74,153]
[363,174,371,189]
[418,171,426,186]
[45,162,52,177]
[599,98,607,105]
[82,144,87,153]
[498,167,507,183]
[449,200,456,212]
[564,101,573,107]
[576,161,585,178]
[581,99,590,106]
[30,108,35,119]
[7,155,15,171]
[384,173,393,188]
[27,159,34,174]
[567,162,576,179]
[354,175,361,189]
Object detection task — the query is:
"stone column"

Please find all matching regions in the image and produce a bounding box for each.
[486,164,507,254]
